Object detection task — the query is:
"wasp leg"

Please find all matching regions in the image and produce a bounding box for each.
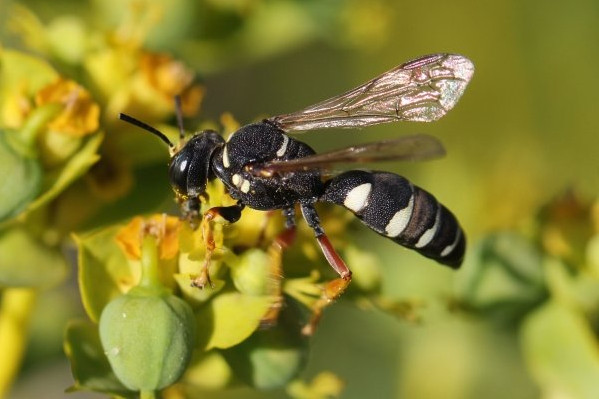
[255,210,278,247]
[191,202,245,288]
[261,207,297,327]
[300,204,352,335]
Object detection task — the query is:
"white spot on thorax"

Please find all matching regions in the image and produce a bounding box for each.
[240,179,251,193]
[385,194,414,237]
[232,174,241,187]
[415,205,441,248]
[343,183,372,213]
[276,134,289,157]
[232,173,250,193]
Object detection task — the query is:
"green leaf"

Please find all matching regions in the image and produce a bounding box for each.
[175,273,225,305]
[74,225,136,322]
[222,297,309,389]
[63,320,133,397]
[455,232,548,322]
[25,132,103,215]
[229,248,271,296]
[0,227,67,288]
[196,291,274,350]
[183,350,234,390]
[521,301,599,398]
[0,130,42,222]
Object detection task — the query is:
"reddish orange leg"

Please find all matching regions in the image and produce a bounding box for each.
[191,202,245,289]
[191,208,218,288]
[301,233,352,336]
[261,208,297,327]
[300,204,353,336]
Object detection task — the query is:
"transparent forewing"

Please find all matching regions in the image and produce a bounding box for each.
[252,134,445,175]
[268,54,474,132]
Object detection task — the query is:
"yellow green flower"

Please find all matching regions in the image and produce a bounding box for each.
[35,78,100,137]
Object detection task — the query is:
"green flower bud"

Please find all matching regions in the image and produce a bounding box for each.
[222,297,308,390]
[99,236,195,392]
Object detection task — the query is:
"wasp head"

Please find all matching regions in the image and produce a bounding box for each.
[168,131,224,199]
[118,113,225,212]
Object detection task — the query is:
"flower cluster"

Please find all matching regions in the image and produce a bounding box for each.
[0,3,411,398]
[69,177,385,396]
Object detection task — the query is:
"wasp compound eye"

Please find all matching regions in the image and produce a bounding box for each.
[168,147,193,196]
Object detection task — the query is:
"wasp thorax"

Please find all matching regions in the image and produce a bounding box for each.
[168,131,225,198]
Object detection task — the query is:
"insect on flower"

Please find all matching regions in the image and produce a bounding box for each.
[120,53,474,330]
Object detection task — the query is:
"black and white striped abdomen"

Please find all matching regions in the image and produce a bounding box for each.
[320,171,465,268]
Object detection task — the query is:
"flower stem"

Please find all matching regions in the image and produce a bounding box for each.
[139,235,162,290]
[0,288,37,397]
[140,389,157,399]
[6,103,62,157]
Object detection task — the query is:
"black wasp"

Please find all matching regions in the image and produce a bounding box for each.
[120,53,474,327]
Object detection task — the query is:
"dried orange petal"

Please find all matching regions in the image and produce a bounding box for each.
[115,215,181,260]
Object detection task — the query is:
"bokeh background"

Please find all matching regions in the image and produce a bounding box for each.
[1,0,598,398]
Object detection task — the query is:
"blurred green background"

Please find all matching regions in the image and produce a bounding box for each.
[2,0,599,398]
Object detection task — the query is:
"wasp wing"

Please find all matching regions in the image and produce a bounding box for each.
[268,53,474,132]
[251,134,445,176]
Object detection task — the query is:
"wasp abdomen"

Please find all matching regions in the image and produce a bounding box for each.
[320,171,465,268]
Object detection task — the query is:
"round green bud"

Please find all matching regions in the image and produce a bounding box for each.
[99,287,196,391]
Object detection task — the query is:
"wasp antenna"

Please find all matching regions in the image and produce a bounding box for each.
[119,113,175,149]
[174,95,186,140]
